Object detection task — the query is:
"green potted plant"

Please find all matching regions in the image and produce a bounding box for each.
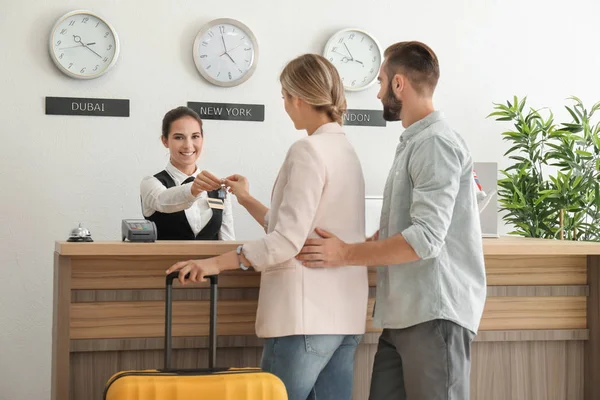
[488,96,600,241]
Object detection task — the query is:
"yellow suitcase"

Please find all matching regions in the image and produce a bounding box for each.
[103,273,287,400]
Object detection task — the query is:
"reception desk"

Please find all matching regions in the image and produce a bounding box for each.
[52,237,600,400]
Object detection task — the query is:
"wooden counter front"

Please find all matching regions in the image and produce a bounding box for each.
[52,238,600,400]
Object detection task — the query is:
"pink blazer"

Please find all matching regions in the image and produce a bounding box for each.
[242,122,369,338]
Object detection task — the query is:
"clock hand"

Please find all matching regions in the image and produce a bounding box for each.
[221,34,228,53]
[59,43,96,50]
[225,53,237,65]
[84,45,102,58]
[335,46,363,65]
[343,43,355,60]
[73,35,85,46]
[222,43,243,55]
[332,51,351,63]
[60,45,85,50]
[73,35,102,58]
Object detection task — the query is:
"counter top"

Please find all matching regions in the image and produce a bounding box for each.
[55,240,242,256]
[55,236,600,257]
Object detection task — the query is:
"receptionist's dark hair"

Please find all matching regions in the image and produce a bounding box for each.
[161,106,204,139]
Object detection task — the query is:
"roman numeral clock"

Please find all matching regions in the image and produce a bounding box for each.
[192,18,259,87]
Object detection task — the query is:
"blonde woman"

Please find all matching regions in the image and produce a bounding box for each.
[167,54,369,400]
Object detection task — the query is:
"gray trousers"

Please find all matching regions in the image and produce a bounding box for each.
[369,319,475,400]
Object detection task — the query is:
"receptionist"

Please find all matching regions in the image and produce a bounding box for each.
[140,106,235,240]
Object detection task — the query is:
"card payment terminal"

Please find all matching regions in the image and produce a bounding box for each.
[121,219,157,242]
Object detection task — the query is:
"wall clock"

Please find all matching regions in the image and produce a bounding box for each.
[323,28,382,91]
[192,18,259,87]
[49,10,120,79]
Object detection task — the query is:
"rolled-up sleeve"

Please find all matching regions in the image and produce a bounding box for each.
[242,140,326,271]
[401,136,463,260]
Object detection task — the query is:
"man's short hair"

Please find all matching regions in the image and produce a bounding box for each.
[384,41,440,96]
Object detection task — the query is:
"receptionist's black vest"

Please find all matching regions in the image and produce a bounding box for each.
[145,170,223,240]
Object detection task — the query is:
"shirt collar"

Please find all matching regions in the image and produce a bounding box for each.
[312,122,344,136]
[165,161,198,185]
[400,110,444,143]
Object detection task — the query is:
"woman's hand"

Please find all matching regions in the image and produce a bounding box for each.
[166,258,221,285]
[367,230,379,242]
[223,175,268,227]
[191,170,222,197]
[224,174,250,203]
[166,252,242,284]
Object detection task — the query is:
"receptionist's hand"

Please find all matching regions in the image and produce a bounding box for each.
[224,174,250,200]
[191,170,223,197]
[166,258,221,285]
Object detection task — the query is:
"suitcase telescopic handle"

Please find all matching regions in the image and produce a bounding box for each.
[164,272,219,370]
[165,271,218,286]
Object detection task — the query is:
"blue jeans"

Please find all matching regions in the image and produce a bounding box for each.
[260,334,362,400]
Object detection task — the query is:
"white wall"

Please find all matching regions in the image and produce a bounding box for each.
[1,0,599,398]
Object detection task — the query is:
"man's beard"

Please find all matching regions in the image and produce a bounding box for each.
[382,81,402,122]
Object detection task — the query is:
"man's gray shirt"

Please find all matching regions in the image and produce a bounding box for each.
[375,111,487,333]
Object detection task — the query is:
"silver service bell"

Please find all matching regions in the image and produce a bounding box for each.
[67,223,94,242]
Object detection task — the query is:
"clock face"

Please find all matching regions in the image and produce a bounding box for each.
[323,29,382,91]
[49,10,119,79]
[193,19,258,87]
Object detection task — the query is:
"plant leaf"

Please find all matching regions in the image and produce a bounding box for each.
[565,106,580,124]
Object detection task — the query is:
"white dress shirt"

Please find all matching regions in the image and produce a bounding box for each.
[140,162,235,240]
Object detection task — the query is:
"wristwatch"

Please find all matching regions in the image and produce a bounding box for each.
[236,245,250,271]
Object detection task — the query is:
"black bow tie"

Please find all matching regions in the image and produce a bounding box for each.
[182,176,195,184]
